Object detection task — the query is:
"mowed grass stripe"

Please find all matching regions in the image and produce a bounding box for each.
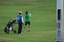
[0,31,55,42]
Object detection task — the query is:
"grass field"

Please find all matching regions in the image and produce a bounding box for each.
[0,0,56,42]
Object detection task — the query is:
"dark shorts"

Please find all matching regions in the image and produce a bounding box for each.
[25,21,30,25]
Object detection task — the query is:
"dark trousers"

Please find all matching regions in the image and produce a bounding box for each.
[18,23,22,34]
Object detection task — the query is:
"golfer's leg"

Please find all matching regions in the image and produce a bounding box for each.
[18,24,22,34]
[27,22,30,32]
[18,24,21,33]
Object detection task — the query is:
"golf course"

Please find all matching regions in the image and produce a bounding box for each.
[0,0,56,42]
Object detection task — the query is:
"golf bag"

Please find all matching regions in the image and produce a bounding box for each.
[4,19,16,33]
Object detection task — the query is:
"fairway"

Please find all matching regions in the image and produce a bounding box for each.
[0,0,56,42]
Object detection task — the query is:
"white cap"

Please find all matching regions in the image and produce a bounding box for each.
[18,11,22,13]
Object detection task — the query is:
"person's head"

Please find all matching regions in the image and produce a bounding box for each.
[25,11,28,15]
[18,11,22,15]
[18,13,22,15]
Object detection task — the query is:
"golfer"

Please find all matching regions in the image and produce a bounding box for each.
[16,11,24,34]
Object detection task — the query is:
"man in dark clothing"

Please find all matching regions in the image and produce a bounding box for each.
[16,12,24,34]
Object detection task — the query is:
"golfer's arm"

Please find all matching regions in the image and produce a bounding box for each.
[22,17,24,24]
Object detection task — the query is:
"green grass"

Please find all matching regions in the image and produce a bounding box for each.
[0,0,56,42]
